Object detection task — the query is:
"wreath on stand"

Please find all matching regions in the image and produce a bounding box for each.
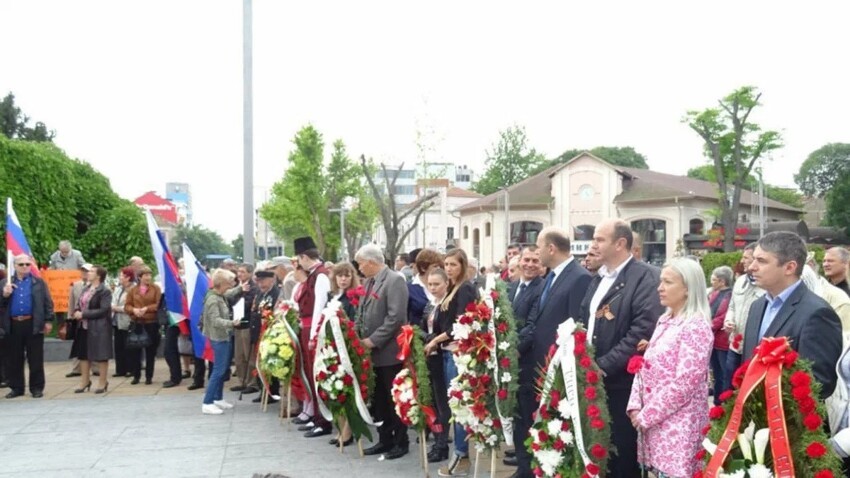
[447,287,519,477]
[393,324,442,475]
[257,300,308,420]
[526,319,612,478]
[314,299,377,452]
[697,336,842,477]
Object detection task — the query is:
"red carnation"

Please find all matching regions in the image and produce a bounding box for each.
[363,359,371,369]
[574,342,587,356]
[799,396,817,415]
[550,389,561,402]
[807,442,827,458]
[627,355,644,374]
[342,375,353,386]
[792,386,812,401]
[590,444,606,459]
[591,418,605,430]
[790,371,811,388]
[586,370,599,384]
[579,355,592,369]
[531,442,541,452]
[360,385,368,396]
[574,331,587,344]
[561,421,570,431]
[585,387,597,400]
[319,390,328,401]
[500,357,511,368]
[731,363,748,389]
[587,404,600,418]
[709,406,724,420]
[804,413,822,431]
[695,449,706,460]
[586,463,600,476]
[498,389,508,401]
[465,303,477,313]
[533,467,543,477]
[346,328,357,339]
[317,371,327,382]
[815,471,835,478]
[553,439,566,451]
[360,373,368,382]
[718,390,734,402]
[497,322,508,334]
[538,430,549,442]
[493,419,502,429]
[355,347,365,356]
[490,290,499,301]
[784,350,799,366]
[352,338,361,348]
[329,364,338,373]
[480,374,492,386]
[701,425,711,436]
[338,393,347,404]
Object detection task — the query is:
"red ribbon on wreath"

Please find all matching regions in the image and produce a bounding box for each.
[705,337,794,478]
[395,325,443,433]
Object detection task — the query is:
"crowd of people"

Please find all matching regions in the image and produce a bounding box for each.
[3,227,850,477]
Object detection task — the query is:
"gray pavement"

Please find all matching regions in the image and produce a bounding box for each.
[0,389,510,478]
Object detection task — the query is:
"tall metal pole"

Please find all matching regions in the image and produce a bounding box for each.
[758,163,766,238]
[242,0,255,263]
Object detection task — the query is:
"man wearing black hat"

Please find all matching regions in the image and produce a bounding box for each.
[290,236,333,438]
[250,267,280,403]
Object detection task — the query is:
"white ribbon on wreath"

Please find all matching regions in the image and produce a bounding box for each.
[484,293,514,445]
[315,300,381,427]
[538,318,596,476]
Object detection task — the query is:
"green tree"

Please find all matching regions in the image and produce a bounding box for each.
[169,225,228,261]
[231,234,244,261]
[795,143,850,198]
[685,86,782,251]
[826,179,850,234]
[0,92,55,142]
[473,125,548,195]
[687,165,803,208]
[0,135,151,268]
[554,146,650,169]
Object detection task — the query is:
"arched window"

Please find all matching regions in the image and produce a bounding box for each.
[463,226,469,240]
[485,222,492,237]
[473,228,481,260]
[574,225,595,241]
[631,219,667,266]
[510,221,543,245]
[689,218,705,235]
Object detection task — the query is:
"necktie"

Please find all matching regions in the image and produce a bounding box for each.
[513,282,527,303]
[539,271,555,307]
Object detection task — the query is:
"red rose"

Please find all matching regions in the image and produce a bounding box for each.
[701,425,711,436]
[815,471,835,478]
[574,342,587,356]
[627,355,644,374]
[709,406,725,420]
[319,390,328,401]
[718,390,734,402]
[553,439,566,451]
[465,303,477,313]
[531,442,541,452]
[561,421,570,431]
[500,357,511,368]
[807,442,827,458]
[480,374,492,386]
[497,322,508,334]
[493,419,502,429]
[360,373,368,382]
[537,430,549,442]
[360,385,368,396]
[804,413,822,431]
[343,375,353,386]
[591,418,605,430]
[574,331,587,344]
[587,405,600,418]
[352,338,361,348]
[695,449,706,460]
[784,350,799,366]
[363,359,371,369]
[792,386,812,401]
[317,371,327,382]
[791,370,811,387]
[355,347,365,356]
[329,364,338,373]
[533,467,543,477]
[338,393,347,404]
[586,370,599,384]
[347,328,357,339]
[799,396,817,415]
[550,389,561,403]
[498,389,508,401]
[590,444,606,459]
[579,355,592,369]
[586,463,600,476]
[585,387,597,400]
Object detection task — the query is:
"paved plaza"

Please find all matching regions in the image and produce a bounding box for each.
[0,360,514,478]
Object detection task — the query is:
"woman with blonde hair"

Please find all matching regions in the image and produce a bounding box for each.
[201,268,241,415]
[626,258,713,478]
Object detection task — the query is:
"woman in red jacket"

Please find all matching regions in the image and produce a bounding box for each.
[708,265,733,405]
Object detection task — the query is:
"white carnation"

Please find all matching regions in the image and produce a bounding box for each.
[535,450,564,476]
[747,464,773,478]
[501,372,512,383]
[547,419,563,436]
[334,380,344,390]
[557,398,571,418]
[559,431,573,446]
[498,341,510,351]
[471,321,482,331]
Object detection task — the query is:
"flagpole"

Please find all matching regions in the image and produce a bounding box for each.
[242,0,255,263]
[6,198,13,268]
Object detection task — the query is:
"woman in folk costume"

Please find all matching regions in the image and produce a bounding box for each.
[289,236,333,438]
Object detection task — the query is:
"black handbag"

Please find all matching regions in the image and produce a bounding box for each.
[126,324,152,349]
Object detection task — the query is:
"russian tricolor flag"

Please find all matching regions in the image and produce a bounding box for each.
[6,198,40,277]
[144,210,190,335]
[182,243,214,361]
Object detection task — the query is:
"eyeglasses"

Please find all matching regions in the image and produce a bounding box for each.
[16,263,31,267]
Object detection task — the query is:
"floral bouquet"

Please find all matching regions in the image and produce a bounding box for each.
[314,299,377,442]
[392,325,440,431]
[258,321,296,381]
[697,337,841,477]
[526,319,611,478]
[448,287,519,455]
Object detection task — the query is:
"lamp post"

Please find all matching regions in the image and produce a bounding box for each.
[242,0,255,263]
[330,208,350,262]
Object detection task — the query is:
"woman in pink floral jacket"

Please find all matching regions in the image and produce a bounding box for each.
[627,258,713,478]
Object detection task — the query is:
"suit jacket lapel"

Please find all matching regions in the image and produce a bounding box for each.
[543,261,577,312]
[763,284,806,339]
[362,268,387,311]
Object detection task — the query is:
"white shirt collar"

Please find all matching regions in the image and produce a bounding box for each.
[598,256,632,280]
[550,256,575,281]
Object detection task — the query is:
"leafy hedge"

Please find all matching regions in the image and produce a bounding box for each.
[701,245,827,280]
[0,135,152,271]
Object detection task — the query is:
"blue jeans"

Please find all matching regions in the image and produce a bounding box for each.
[203,339,231,405]
[443,350,468,456]
[710,348,728,405]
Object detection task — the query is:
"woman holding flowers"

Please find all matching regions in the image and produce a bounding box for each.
[424,248,478,477]
[626,258,713,477]
[326,261,360,447]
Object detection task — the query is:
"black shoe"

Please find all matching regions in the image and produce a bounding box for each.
[145,378,152,385]
[428,447,449,463]
[363,443,392,456]
[503,455,518,466]
[162,381,179,388]
[187,383,204,391]
[130,377,140,385]
[291,415,313,425]
[66,372,81,378]
[0,381,8,388]
[182,371,191,379]
[112,373,124,378]
[5,390,24,399]
[329,437,354,447]
[384,446,409,460]
[230,385,246,392]
[31,391,44,399]
[505,449,516,458]
[242,386,259,394]
[93,371,100,377]
[297,423,315,431]
[304,426,332,438]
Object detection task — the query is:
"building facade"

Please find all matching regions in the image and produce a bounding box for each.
[165,182,192,226]
[458,152,802,268]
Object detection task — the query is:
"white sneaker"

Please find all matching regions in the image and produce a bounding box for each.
[202,404,223,415]
[214,400,234,410]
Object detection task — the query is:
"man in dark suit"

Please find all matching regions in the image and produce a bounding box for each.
[579,219,664,478]
[742,231,841,399]
[356,244,410,460]
[513,229,591,477]
[507,245,544,329]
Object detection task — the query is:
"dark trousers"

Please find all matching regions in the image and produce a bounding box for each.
[113,327,129,376]
[513,381,536,478]
[375,363,408,448]
[164,325,182,384]
[427,354,449,451]
[608,387,639,478]
[725,351,742,391]
[7,320,45,393]
[192,357,211,386]
[711,348,729,405]
[128,323,160,380]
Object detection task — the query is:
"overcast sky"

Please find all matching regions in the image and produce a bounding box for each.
[3,1,849,241]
